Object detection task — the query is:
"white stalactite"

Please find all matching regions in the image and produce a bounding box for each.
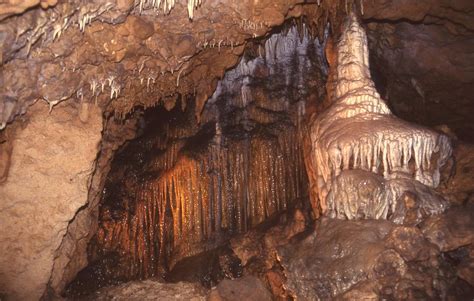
[307,13,452,217]
[138,0,201,19]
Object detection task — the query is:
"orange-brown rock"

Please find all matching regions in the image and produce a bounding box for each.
[0,103,102,300]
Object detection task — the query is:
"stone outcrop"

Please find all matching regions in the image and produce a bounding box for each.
[305,13,451,219]
[0,103,102,300]
[89,279,207,301]
[363,0,474,142]
[208,276,272,301]
[277,217,456,300]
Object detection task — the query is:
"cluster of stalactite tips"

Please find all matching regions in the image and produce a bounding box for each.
[77,26,323,287]
[94,126,305,277]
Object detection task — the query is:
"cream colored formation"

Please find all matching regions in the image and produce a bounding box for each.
[137,0,202,19]
[307,14,452,220]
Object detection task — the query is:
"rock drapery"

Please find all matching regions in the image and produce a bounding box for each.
[83,24,326,287]
[305,13,452,220]
[0,1,332,299]
[0,0,473,300]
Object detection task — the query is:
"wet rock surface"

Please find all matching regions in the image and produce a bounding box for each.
[1,1,474,300]
[0,0,340,128]
[67,23,326,291]
[421,204,474,253]
[439,143,474,206]
[208,276,272,301]
[278,215,473,300]
[83,279,207,301]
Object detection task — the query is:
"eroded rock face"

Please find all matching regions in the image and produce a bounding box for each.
[0,104,102,300]
[278,218,446,300]
[46,115,140,299]
[78,25,327,286]
[1,1,473,300]
[421,204,474,253]
[89,279,207,301]
[0,0,318,129]
[208,276,272,301]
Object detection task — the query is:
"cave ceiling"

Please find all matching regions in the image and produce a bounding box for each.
[0,0,344,128]
[1,0,474,140]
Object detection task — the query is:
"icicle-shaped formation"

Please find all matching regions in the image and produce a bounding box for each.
[93,23,324,281]
[306,13,452,214]
[137,0,202,19]
[208,24,325,109]
[96,126,306,280]
[326,170,447,223]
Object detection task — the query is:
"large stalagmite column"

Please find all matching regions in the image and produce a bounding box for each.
[0,104,102,300]
[305,13,451,218]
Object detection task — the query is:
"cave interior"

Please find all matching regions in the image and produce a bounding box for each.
[0,0,473,300]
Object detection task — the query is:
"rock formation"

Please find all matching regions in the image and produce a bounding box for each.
[0,104,102,300]
[305,13,452,220]
[0,0,473,300]
[81,26,319,286]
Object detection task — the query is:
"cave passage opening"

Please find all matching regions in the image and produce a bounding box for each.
[64,21,329,297]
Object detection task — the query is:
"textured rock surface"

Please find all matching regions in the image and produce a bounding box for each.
[278,218,449,300]
[77,24,327,287]
[0,103,102,300]
[421,204,474,253]
[439,143,474,206]
[208,276,272,301]
[1,0,473,300]
[87,279,207,301]
[326,170,448,224]
[45,115,139,299]
[0,0,341,128]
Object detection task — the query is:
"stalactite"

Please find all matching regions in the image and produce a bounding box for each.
[306,13,452,217]
[97,126,306,279]
[91,22,324,282]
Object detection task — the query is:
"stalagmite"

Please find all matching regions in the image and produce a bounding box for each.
[306,13,452,217]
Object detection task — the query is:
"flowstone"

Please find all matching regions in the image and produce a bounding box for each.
[306,13,452,219]
[326,170,448,224]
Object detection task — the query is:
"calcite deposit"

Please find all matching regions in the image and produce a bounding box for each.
[306,13,452,219]
[1,0,473,300]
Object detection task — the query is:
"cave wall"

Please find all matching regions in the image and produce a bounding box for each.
[76,24,328,290]
[0,104,102,300]
[0,0,473,300]
[0,0,316,128]
[363,0,474,141]
[44,114,139,299]
[0,1,336,298]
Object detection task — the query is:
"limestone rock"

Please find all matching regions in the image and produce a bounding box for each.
[208,276,272,301]
[277,218,444,300]
[90,279,207,301]
[0,103,102,300]
[421,204,474,252]
[305,13,451,218]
